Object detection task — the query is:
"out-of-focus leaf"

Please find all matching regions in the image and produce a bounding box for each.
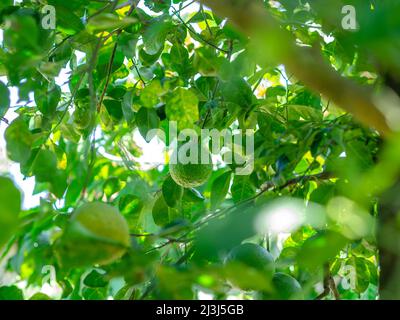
[87,14,136,33]
[210,171,231,209]
[152,194,170,227]
[162,175,183,208]
[183,188,205,203]
[136,107,159,142]
[0,81,10,117]
[83,270,108,288]
[165,88,199,129]
[297,231,348,269]
[142,16,173,55]
[231,175,255,203]
[5,117,33,165]
[0,286,23,300]
[0,177,21,247]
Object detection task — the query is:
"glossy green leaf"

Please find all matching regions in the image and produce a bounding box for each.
[152,193,170,227]
[210,171,232,209]
[231,176,255,203]
[5,117,33,165]
[136,107,160,142]
[162,175,183,208]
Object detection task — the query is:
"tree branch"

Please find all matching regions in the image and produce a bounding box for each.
[329,275,341,300]
[97,0,139,112]
[197,0,393,137]
[316,264,332,300]
[260,171,335,193]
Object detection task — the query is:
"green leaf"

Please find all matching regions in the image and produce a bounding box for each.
[310,184,335,205]
[0,0,12,10]
[55,6,85,35]
[139,80,164,108]
[29,293,52,300]
[0,177,21,248]
[211,171,232,209]
[188,10,214,23]
[139,46,164,66]
[83,270,108,288]
[31,149,67,198]
[144,0,171,12]
[162,175,183,208]
[34,83,61,116]
[103,177,120,199]
[50,170,68,199]
[122,90,135,124]
[297,231,348,268]
[287,105,323,121]
[142,16,173,55]
[152,194,170,227]
[165,88,199,129]
[231,176,255,203]
[193,47,222,77]
[0,81,10,118]
[183,188,205,203]
[0,286,24,300]
[220,78,254,108]
[87,14,136,33]
[4,15,40,53]
[290,89,321,109]
[5,117,33,165]
[32,149,58,182]
[346,140,374,170]
[82,287,107,300]
[103,99,124,121]
[136,107,160,142]
[169,44,191,76]
[346,256,371,294]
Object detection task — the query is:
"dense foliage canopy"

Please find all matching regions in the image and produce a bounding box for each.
[0,0,400,300]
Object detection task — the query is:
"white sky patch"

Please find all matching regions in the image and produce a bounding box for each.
[134,129,166,169]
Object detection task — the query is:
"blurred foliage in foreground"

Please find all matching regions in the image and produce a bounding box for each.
[0,0,400,300]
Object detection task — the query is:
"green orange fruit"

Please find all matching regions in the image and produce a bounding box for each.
[55,202,130,268]
[260,272,304,300]
[169,141,213,188]
[225,243,275,274]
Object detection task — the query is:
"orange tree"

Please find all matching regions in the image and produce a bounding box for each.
[0,0,400,300]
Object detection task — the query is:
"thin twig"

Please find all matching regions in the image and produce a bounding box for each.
[97,41,118,112]
[171,7,229,54]
[316,264,331,300]
[130,58,146,86]
[97,0,139,112]
[329,276,341,300]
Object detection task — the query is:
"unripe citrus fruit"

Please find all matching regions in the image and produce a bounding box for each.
[73,106,93,130]
[272,272,304,300]
[259,272,304,300]
[225,243,275,290]
[169,142,213,188]
[55,202,130,268]
[225,243,275,274]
